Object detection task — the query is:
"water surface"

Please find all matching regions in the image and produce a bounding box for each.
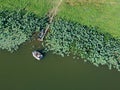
[0,41,120,90]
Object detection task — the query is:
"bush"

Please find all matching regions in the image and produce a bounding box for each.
[0,10,48,52]
[43,18,120,71]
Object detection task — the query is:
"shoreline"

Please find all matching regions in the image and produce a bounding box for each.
[0,9,120,71]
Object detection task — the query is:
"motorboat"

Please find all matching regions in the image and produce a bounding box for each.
[32,50,43,60]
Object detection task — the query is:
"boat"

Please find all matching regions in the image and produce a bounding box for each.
[32,50,43,60]
[37,29,44,41]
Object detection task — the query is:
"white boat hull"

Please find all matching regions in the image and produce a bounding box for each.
[32,51,43,60]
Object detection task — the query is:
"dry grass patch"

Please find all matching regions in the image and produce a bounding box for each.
[65,0,118,6]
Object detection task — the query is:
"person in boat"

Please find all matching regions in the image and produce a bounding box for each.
[35,51,42,58]
[32,51,43,60]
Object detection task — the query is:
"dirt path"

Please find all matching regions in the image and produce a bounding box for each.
[38,0,63,41]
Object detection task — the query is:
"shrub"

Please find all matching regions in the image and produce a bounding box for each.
[0,10,48,52]
[43,18,120,71]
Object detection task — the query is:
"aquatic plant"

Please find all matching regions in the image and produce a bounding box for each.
[43,18,120,71]
[0,10,48,52]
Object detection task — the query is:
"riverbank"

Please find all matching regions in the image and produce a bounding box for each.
[0,9,120,71]
[0,0,120,71]
[1,0,120,38]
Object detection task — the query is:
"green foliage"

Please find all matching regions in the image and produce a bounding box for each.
[0,10,48,52]
[43,18,120,71]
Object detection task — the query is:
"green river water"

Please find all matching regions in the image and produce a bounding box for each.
[0,40,120,90]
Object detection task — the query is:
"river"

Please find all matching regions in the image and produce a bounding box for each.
[0,40,120,90]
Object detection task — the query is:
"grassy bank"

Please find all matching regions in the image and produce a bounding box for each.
[0,0,53,16]
[1,0,120,38]
[58,0,120,38]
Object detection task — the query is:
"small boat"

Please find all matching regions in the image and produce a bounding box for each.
[37,29,44,41]
[32,50,43,60]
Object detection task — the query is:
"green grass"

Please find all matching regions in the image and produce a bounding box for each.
[0,0,120,38]
[58,0,120,38]
[0,0,53,17]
